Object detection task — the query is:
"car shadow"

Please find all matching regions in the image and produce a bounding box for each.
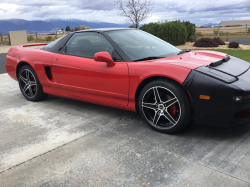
[44,95,250,141]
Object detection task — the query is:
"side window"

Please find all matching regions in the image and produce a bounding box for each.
[64,32,114,59]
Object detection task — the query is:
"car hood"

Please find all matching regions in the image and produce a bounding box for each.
[155,50,250,77]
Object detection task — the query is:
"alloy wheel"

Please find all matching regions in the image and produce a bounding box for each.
[141,86,181,129]
[19,69,37,98]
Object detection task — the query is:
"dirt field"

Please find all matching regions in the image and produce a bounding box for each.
[27,34,66,43]
[196,25,249,34]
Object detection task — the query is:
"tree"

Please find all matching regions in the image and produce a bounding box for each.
[115,0,153,28]
[74,27,81,31]
[65,26,71,32]
[61,28,64,31]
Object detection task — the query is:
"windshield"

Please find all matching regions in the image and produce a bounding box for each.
[106,29,181,61]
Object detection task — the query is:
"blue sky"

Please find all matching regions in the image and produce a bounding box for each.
[0,0,249,25]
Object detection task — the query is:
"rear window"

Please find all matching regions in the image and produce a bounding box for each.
[41,35,67,50]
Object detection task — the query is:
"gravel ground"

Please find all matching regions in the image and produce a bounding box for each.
[177,42,250,50]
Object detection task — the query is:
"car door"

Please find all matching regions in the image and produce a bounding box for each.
[51,32,129,106]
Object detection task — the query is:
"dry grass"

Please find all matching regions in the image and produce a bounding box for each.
[196,26,249,34]
[27,34,66,43]
[196,26,250,39]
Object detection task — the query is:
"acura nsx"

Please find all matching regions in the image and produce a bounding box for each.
[6,28,250,133]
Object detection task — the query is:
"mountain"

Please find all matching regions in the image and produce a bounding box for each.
[0,19,131,34]
[201,23,219,27]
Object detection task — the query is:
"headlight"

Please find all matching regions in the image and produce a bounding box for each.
[233,95,250,103]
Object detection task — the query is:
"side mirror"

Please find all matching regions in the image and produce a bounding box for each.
[94,52,116,66]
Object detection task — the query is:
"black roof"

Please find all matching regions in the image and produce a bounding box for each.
[75,28,136,33]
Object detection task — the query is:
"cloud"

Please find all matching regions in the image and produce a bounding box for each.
[0,0,250,26]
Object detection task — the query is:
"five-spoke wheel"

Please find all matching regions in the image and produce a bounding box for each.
[18,65,48,101]
[139,80,191,133]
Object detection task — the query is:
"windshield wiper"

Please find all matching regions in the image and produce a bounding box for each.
[134,56,164,62]
[177,50,190,55]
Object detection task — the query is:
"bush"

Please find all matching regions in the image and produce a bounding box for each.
[195,31,203,37]
[248,28,250,32]
[140,22,188,45]
[27,35,34,41]
[181,21,196,41]
[140,22,161,37]
[228,41,239,48]
[45,36,52,41]
[194,38,218,47]
[212,37,225,45]
[74,27,81,31]
[158,22,188,45]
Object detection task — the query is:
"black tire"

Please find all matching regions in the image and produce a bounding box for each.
[138,79,192,133]
[18,65,48,101]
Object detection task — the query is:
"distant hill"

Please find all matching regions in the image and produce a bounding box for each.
[0,19,131,34]
[201,23,219,27]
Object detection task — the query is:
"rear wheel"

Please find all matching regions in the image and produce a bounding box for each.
[138,80,192,133]
[18,65,48,101]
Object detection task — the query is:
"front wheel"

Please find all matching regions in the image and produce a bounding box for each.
[138,80,192,133]
[18,65,48,101]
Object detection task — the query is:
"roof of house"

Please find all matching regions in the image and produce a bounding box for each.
[219,20,250,26]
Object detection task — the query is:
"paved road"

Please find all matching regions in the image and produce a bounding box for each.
[224,38,250,45]
[1,73,250,186]
[0,53,6,74]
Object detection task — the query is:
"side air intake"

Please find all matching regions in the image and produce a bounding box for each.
[45,66,52,80]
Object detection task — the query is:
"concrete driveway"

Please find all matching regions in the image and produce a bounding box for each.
[0,53,7,74]
[1,54,250,186]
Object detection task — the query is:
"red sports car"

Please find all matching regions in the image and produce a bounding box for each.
[6,28,250,133]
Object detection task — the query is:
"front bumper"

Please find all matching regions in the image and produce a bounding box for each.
[183,67,250,127]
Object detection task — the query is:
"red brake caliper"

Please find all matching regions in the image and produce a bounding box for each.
[168,97,177,116]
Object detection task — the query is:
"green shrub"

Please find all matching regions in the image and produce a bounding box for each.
[157,22,188,45]
[140,21,188,45]
[140,22,161,37]
[27,35,34,41]
[181,21,196,41]
[248,28,250,32]
[45,36,52,41]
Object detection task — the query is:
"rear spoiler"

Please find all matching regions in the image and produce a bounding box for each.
[22,43,48,47]
[209,55,230,67]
